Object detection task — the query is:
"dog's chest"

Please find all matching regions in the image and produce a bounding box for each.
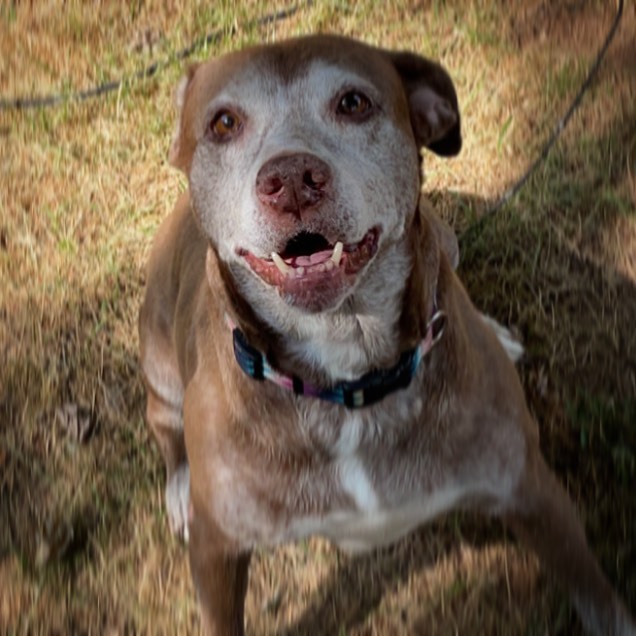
[209,389,466,552]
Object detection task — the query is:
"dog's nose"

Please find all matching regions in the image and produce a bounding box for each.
[255,153,331,217]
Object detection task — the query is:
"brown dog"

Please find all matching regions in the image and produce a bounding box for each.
[139,35,634,635]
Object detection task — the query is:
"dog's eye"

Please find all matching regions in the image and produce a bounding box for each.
[336,90,373,120]
[210,109,242,140]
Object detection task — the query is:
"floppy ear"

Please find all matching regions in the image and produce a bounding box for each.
[169,63,200,172]
[390,52,461,156]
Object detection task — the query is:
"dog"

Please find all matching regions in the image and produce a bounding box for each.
[139,35,635,635]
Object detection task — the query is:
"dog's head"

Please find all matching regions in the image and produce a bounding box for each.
[170,35,460,315]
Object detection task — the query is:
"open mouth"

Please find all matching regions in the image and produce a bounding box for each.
[238,227,380,310]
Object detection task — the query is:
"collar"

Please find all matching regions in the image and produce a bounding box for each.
[227,307,446,409]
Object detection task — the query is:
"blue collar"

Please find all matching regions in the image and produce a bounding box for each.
[230,310,446,409]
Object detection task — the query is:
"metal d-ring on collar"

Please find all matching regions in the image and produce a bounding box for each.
[228,305,446,409]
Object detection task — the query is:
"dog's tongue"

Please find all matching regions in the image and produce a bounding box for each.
[289,249,333,267]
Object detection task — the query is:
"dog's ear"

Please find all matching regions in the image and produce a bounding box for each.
[169,63,200,172]
[390,52,461,156]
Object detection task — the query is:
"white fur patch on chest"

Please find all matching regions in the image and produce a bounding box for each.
[292,481,465,553]
[337,454,380,511]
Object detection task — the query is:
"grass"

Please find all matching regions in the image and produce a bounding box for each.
[1,0,635,634]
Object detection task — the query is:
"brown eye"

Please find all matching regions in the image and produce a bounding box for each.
[210,109,242,140]
[336,91,373,119]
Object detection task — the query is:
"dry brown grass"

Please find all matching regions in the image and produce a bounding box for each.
[1,1,634,634]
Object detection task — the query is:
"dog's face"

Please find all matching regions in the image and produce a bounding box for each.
[171,36,460,314]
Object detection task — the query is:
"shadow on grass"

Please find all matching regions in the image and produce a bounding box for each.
[279,516,533,636]
[0,258,159,631]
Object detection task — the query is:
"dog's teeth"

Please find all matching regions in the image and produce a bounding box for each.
[296,266,305,277]
[331,241,343,266]
[271,252,292,276]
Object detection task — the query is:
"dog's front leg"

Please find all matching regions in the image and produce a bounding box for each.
[144,382,191,541]
[188,510,251,636]
[504,452,634,635]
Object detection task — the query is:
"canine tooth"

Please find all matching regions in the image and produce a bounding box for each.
[271,252,292,276]
[331,241,343,265]
[325,260,334,271]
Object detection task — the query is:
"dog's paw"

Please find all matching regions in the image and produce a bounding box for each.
[480,314,524,363]
[165,464,190,542]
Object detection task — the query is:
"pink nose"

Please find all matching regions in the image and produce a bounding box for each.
[255,153,331,217]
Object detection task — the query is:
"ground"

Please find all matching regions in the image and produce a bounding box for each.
[0,1,634,634]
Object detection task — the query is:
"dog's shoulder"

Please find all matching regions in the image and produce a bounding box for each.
[140,191,212,367]
[144,191,205,298]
